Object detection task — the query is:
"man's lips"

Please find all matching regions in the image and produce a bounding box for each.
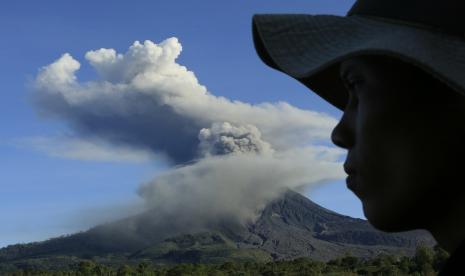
[345,174,368,199]
[343,162,356,176]
[344,161,367,198]
[346,174,357,191]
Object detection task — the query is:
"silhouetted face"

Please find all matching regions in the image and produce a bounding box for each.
[331,55,465,232]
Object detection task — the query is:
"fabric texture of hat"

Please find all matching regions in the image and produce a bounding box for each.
[252,0,465,111]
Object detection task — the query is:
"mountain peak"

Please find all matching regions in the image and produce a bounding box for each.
[0,189,435,265]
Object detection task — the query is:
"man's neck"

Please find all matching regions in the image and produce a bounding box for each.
[428,204,465,254]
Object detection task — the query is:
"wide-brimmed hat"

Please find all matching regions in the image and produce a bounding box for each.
[252,0,465,111]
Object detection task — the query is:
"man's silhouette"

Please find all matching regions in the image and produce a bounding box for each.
[253,0,465,274]
[334,55,465,251]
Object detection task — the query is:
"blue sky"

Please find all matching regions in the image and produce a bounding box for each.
[0,0,359,248]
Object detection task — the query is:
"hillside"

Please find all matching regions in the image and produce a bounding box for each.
[0,189,435,270]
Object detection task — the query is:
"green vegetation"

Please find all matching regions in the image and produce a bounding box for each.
[129,233,273,264]
[0,244,448,275]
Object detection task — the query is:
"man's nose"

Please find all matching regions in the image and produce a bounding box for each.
[331,111,355,149]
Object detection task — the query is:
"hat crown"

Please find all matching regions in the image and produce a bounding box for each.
[348,0,465,37]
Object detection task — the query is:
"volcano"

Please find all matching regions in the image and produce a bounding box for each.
[0,189,434,269]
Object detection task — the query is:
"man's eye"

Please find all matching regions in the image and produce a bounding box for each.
[344,78,364,91]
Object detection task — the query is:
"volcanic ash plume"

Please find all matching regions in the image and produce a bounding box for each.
[198,122,274,157]
[32,38,345,230]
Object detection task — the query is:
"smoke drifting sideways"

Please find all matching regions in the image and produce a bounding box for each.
[33,38,346,231]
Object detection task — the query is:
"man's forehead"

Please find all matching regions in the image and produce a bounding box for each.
[339,55,394,78]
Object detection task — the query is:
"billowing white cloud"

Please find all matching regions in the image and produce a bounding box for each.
[36,53,80,88]
[85,39,184,84]
[33,38,338,164]
[32,38,345,228]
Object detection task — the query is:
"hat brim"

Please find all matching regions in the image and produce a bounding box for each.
[253,14,465,111]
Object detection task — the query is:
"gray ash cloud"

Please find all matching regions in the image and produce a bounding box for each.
[32,38,345,229]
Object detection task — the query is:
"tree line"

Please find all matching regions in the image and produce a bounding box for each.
[0,244,448,276]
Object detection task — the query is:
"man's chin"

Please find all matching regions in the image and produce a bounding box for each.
[362,202,420,233]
